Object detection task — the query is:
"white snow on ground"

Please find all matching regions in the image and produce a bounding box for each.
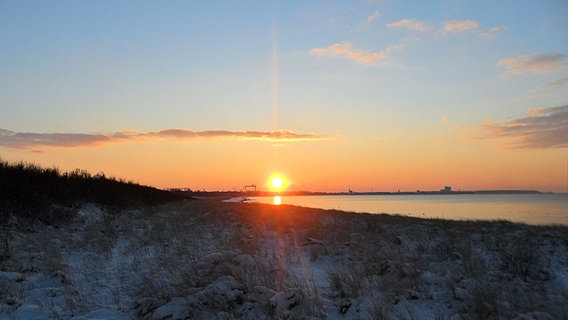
[1,200,567,319]
[222,197,252,203]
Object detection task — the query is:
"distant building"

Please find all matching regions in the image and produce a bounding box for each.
[441,186,452,193]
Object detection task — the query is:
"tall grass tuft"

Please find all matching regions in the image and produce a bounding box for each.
[0,159,187,228]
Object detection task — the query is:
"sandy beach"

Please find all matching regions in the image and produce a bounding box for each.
[1,199,567,319]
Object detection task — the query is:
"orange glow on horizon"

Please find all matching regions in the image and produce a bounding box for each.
[3,133,565,193]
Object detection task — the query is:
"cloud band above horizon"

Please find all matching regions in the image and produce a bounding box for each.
[0,128,333,150]
[473,105,568,149]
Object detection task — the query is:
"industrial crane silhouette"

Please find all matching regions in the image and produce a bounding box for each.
[243,184,256,192]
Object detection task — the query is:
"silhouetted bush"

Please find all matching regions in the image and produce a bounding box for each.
[0,160,186,227]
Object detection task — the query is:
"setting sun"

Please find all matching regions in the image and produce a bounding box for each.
[267,173,289,192]
[271,177,283,189]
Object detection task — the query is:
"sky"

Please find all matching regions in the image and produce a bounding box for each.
[1,0,567,192]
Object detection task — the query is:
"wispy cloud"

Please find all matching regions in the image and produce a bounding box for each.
[359,10,381,28]
[310,41,385,65]
[497,53,568,75]
[387,19,429,32]
[527,77,568,96]
[472,105,568,149]
[0,129,114,149]
[443,20,479,32]
[0,128,332,150]
[482,25,507,40]
[366,10,380,23]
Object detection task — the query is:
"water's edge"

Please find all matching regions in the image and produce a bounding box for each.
[245,193,568,225]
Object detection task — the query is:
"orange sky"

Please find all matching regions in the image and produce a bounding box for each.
[2,128,566,193]
[1,1,567,193]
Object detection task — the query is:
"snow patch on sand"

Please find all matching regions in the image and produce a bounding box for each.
[1,202,567,319]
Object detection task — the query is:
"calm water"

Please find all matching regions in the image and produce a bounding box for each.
[249,193,568,225]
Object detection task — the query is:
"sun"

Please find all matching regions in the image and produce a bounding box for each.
[271,177,284,189]
[267,173,289,192]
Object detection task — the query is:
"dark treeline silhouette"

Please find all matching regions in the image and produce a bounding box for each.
[0,160,187,226]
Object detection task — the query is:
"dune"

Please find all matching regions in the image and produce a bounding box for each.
[1,198,567,319]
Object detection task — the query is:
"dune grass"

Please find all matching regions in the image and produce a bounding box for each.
[1,162,567,319]
[0,159,185,228]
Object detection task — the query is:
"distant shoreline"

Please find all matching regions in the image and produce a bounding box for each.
[172,189,548,198]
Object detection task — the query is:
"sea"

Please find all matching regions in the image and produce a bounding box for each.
[248,193,568,226]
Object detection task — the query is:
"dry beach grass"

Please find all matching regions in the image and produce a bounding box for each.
[1,197,567,319]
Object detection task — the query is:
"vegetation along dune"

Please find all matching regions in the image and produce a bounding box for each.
[1,161,567,319]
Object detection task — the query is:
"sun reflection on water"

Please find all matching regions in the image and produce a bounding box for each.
[273,195,282,205]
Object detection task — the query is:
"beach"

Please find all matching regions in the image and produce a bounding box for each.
[1,199,567,319]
